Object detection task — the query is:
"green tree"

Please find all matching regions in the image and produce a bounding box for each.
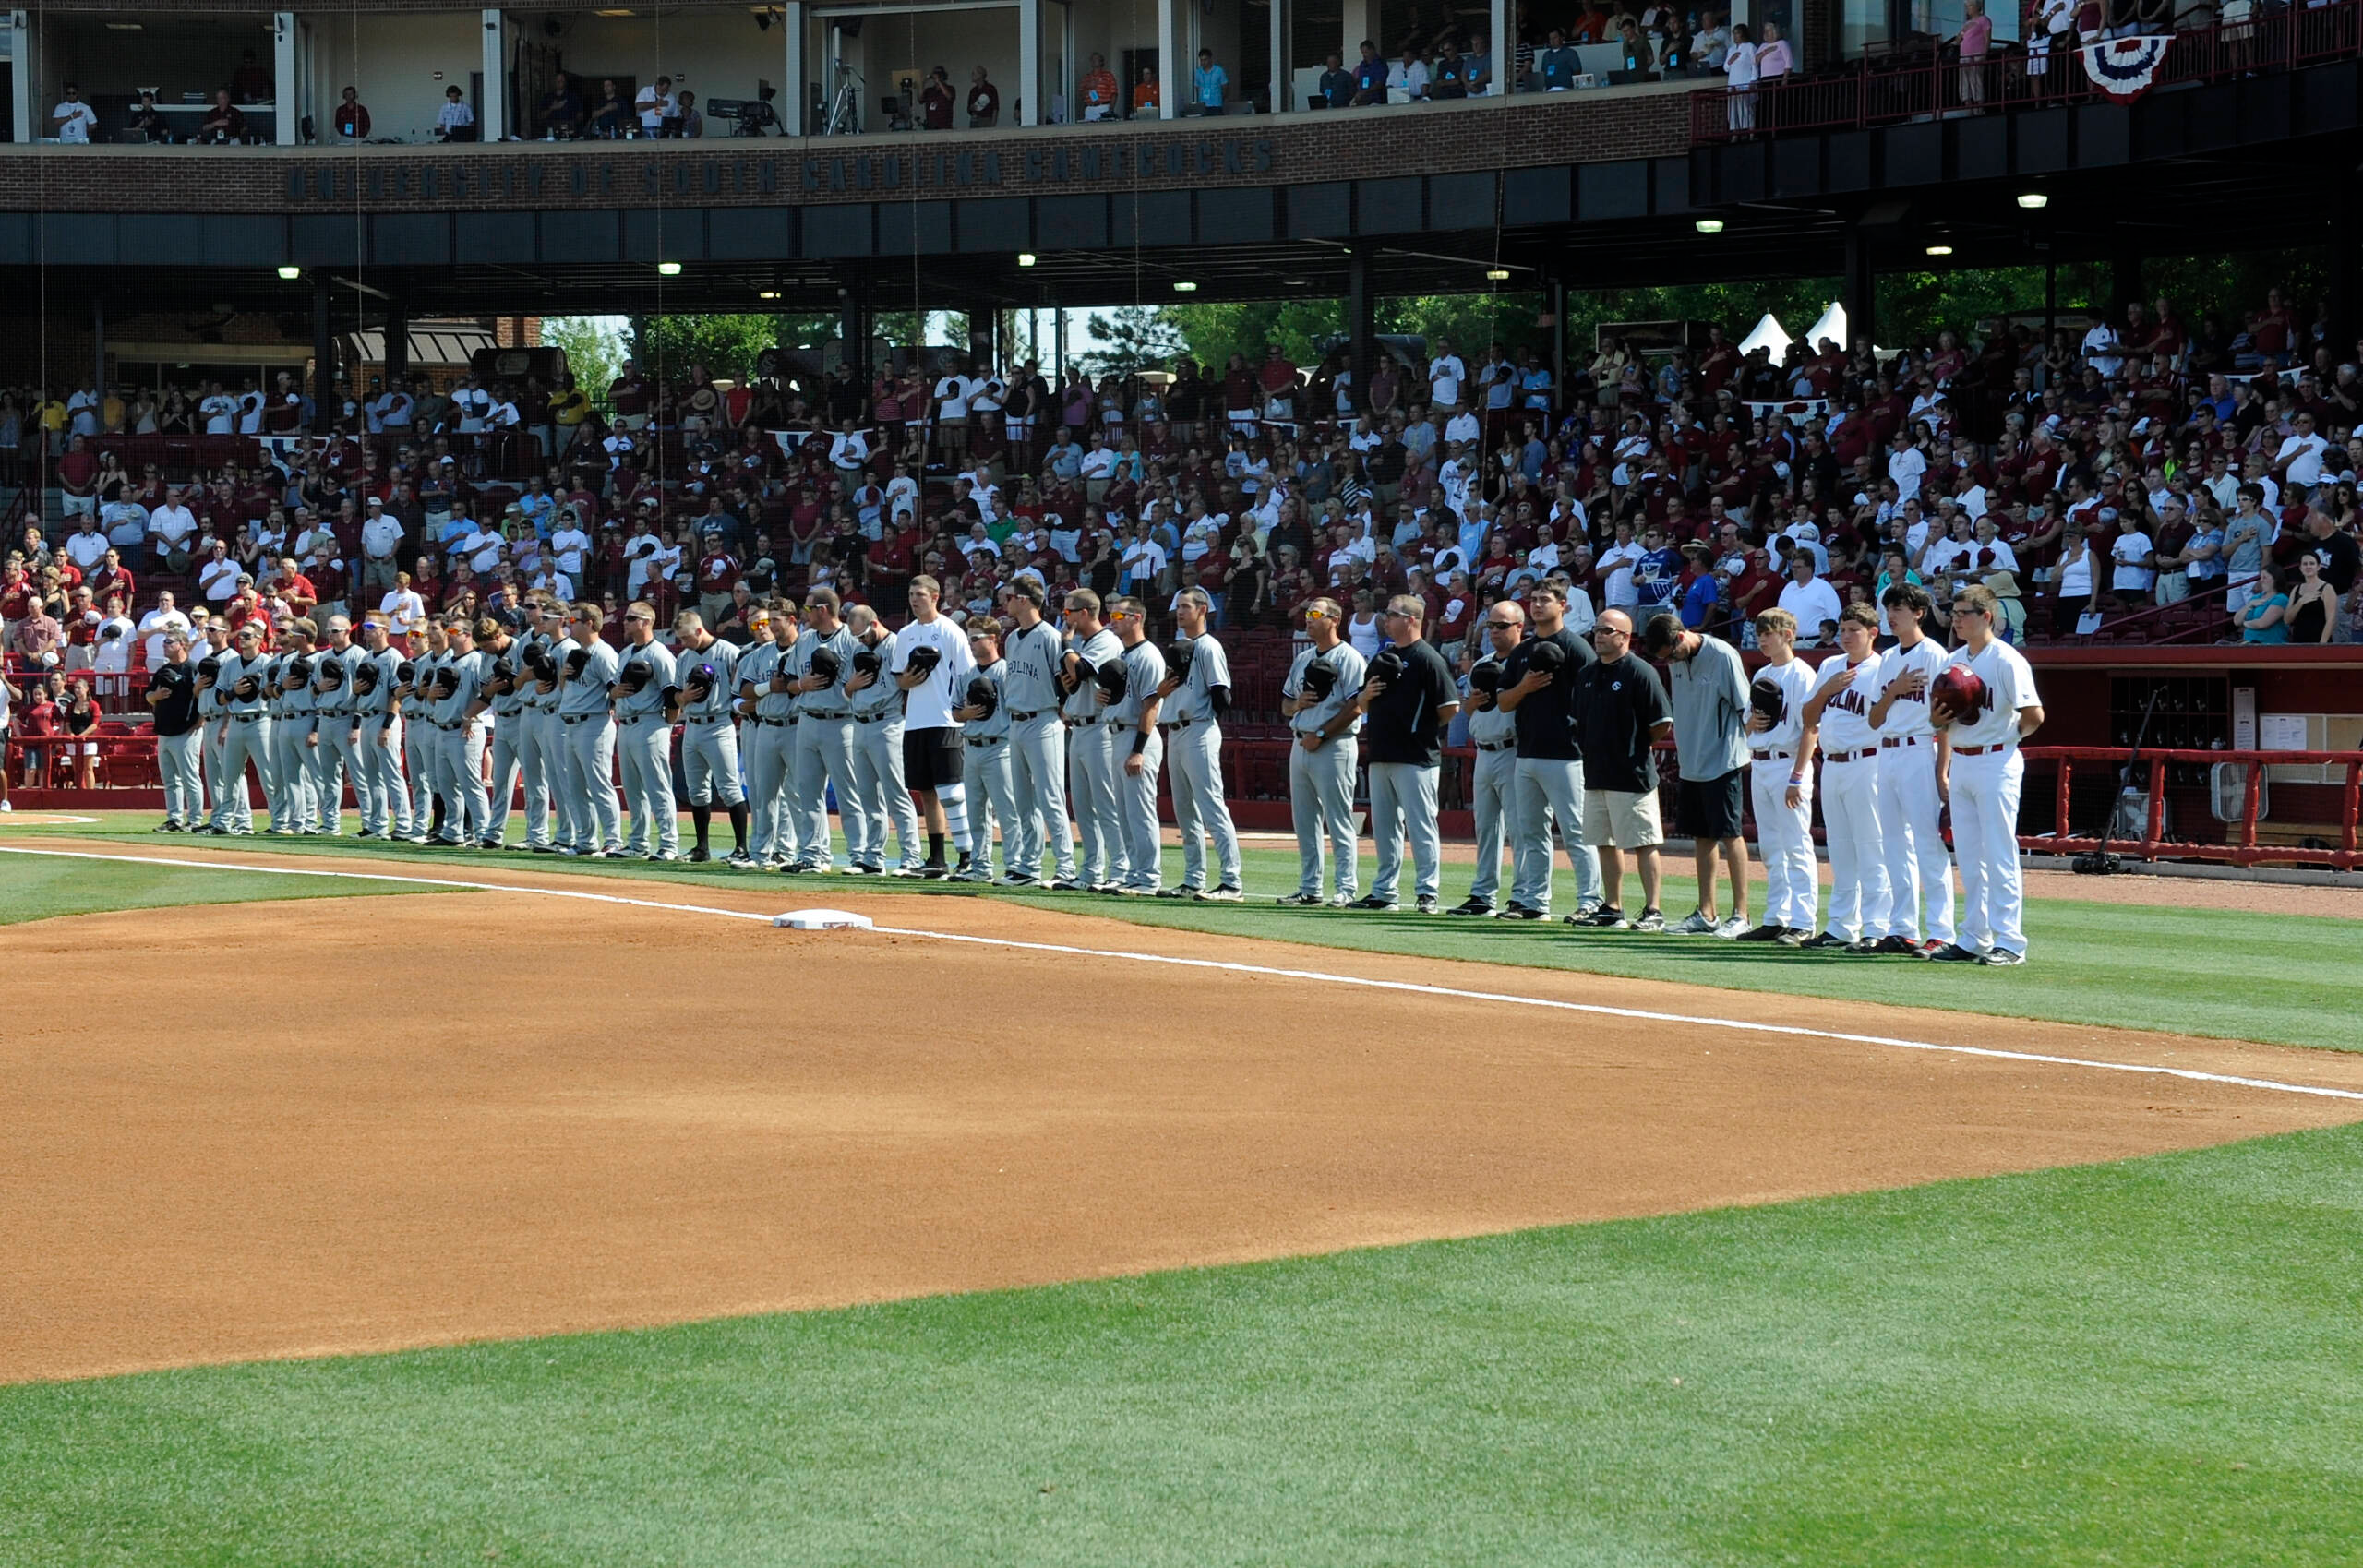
[1074,305,1187,377]
[542,317,623,403]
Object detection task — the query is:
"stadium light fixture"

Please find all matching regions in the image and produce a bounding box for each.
[1172,281,1198,293]
[2017,192,2049,209]
[1925,244,1954,257]
[1695,218,1724,234]
[1484,268,1511,281]
[1017,252,1038,267]
[657,261,683,276]
[276,265,301,280]
[758,290,781,300]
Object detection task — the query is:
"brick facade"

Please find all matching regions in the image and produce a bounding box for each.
[0,87,1696,214]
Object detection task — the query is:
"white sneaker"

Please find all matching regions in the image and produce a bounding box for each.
[0,798,13,811]
[1713,915,1751,940]
[1325,892,1357,908]
[1669,909,1718,936]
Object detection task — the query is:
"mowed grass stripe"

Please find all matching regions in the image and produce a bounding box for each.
[19,816,2363,1052]
[0,852,452,927]
[3,1125,2358,1567]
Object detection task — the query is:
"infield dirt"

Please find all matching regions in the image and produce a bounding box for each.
[7,853,2361,1386]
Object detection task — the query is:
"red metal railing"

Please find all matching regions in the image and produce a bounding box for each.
[1693,4,2363,140]
[2021,745,2363,868]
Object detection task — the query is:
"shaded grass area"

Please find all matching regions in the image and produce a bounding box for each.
[0,847,448,927]
[4,1126,2360,1567]
[11,813,2361,1051]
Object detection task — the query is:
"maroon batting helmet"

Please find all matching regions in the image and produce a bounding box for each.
[1929,664,1987,723]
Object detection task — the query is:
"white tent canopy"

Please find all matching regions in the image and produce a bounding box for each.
[1802,301,1848,352]
[1737,312,1791,357]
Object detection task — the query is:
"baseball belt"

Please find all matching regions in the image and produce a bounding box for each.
[801,710,849,721]
[1954,743,2009,757]
[1823,748,1877,764]
[856,712,895,724]
[1010,708,1050,720]
[316,707,351,719]
[1477,740,1514,752]
[1104,719,1133,733]
[965,735,1005,748]
[231,712,264,723]
[561,712,603,724]
[1164,718,1204,732]
[1880,736,1927,749]
[1750,749,1793,761]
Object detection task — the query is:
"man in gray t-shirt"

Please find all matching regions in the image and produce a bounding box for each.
[1644,611,1752,937]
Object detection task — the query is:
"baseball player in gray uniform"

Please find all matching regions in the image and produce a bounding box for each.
[196,641,236,832]
[537,605,584,854]
[558,604,625,856]
[1102,595,1169,894]
[264,624,318,835]
[400,623,446,843]
[509,606,565,852]
[734,606,802,868]
[670,609,750,865]
[1451,604,1524,915]
[953,620,1014,882]
[787,588,865,874]
[310,615,361,835]
[1278,597,1368,906]
[1156,587,1242,900]
[845,604,921,874]
[350,616,407,839]
[612,601,681,860]
[475,619,530,847]
[995,579,1071,887]
[205,620,275,835]
[1058,589,1125,891]
[428,617,493,846]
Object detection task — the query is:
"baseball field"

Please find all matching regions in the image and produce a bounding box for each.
[5,811,2361,1565]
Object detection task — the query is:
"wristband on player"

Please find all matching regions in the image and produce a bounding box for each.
[1131,729,1150,756]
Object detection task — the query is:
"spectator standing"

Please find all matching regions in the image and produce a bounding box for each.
[1318,53,1354,108]
[1193,48,1229,114]
[1496,579,1602,919]
[436,86,477,142]
[332,87,371,139]
[635,76,678,137]
[51,84,98,143]
[1352,41,1388,103]
[1568,609,1674,930]
[1133,65,1161,117]
[1644,611,1751,937]
[1955,0,1991,105]
[1352,594,1459,913]
[1080,54,1119,119]
[967,67,1001,127]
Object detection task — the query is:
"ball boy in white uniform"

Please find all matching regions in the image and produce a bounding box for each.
[1930,582,2044,965]
[1866,581,1957,955]
[1797,604,1891,952]
[1738,607,1820,942]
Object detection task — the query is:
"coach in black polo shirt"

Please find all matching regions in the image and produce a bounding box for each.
[1569,607,1673,931]
[146,628,204,832]
[1353,593,1460,913]
[1495,578,1603,920]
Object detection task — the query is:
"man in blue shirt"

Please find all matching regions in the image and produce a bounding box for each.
[1193,49,1228,114]
[1352,41,1388,104]
[1632,521,1682,615]
[1677,540,1721,628]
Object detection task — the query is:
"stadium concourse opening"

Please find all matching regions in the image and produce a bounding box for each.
[6,844,2362,1386]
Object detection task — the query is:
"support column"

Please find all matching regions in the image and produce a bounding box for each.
[383,299,410,389]
[1055,309,1068,391]
[9,10,30,146]
[480,8,507,142]
[1020,0,1041,125]
[1347,245,1374,415]
[785,2,808,136]
[274,10,298,145]
[839,281,870,384]
[313,277,336,434]
[1490,0,1510,94]
[1157,0,1180,122]
[1341,0,1374,61]
[1269,0,1287,112]
[2109,246,2141,323]
[91,294,105,399]
[1842,225,1877,351]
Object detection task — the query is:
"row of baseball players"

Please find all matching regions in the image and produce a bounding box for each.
[141,573,1253,895]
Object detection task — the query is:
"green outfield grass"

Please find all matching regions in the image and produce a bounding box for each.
[0,846,452,927]
[8,812,2360,1052]
[5,1123,2358,1567]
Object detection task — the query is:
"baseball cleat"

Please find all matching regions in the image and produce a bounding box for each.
[1116,885,1154,897]
[1002,871,1039,887]
[1325,892,1359,908]
[1196,885,1244,903]
[1090,881,1122,895]
[1629,908,1667,933]
[1156,887,1195,899]
[726,850,757,868]
[1980,948,2027,966]
[1274,892,1323,906]
[152,822,180,833]
[1918,939,1951,957]
[1416,894,1440,915]
[685,846,713,863]
[1349,893,1399,911]
[1774,927,1811,947]
[653,849,678,862]
[1496,904,1546,920]
[1798,930,1852,950]
[1050,878,1086,892]
[1842,939,1885,955]
[1668,909,1718,936]
[1447,898,1495,916]
[1926,941,1983,962]
[1571,905,1627,928]
[477,838,504,851]
[1872,935,1923,956]
[918,860,951,880]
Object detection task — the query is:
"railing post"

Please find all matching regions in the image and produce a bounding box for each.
[2146,757,2166,850]
[2055,755,2073,841]
[2240,760,2262,855]
[2343,759,2360,856]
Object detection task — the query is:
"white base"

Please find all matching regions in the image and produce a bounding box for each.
[774,907,876,930]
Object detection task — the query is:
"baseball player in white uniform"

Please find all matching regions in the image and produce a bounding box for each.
[1867,582,1958,955]
[1737,608,1820,942]
[1279,597,1368,907]
[997,580,1073,887]
[1797,604,1891,951]
[1929,582,2044,965]
[672,609,750,865]
[954,621,1016,882]
[1058,590,1125,892]
[1158,587,1242,900]
[1449,604,1522,916]
[612,602,680,860]
[1101,595,1169,895]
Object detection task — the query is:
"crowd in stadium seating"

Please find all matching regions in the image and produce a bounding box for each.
[6,282,2363,764]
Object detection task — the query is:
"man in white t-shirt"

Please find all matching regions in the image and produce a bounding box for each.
[635,76,678,135]
[138,593,193,671]
[933,362,978,462]
[1428,339,1468,411]
[235,383,268,434]
[51,85,99,142]
[1886,430,1928,501]
[892,574,980,878]
[1597,521,1646,611]
[148,489,201,569]
[200,385,239,434]
[2273,412,2330,488]
[1775,552,1843,646]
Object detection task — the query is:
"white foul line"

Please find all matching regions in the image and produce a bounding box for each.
[7,843,2361,1106]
